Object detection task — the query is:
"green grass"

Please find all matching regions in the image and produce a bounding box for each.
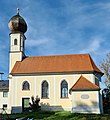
[4,111,110,120]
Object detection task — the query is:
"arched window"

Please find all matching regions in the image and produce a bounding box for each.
[14,39,17,45]
[61,80,68,98]
[22,81,30,90]
[41,81,49,98]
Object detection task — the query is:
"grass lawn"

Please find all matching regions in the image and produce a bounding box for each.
[2,111,110,120]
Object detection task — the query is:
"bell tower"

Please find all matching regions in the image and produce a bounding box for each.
[8,9,27,73]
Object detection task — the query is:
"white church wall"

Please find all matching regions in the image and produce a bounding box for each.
[72,91,101,114]
[9,73,99,113]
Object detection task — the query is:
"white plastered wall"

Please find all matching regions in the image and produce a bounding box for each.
[72,91,102,114]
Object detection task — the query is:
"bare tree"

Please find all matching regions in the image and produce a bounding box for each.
[100,53,110,113]
[100,53,110,88]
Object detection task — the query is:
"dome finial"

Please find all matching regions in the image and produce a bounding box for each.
[17,8,19,15]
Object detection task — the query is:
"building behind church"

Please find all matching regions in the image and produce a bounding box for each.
[0,10,103,114]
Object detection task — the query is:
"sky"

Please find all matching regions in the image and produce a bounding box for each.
[0,0,110,87]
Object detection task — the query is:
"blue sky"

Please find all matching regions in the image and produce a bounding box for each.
[0,0,110,87]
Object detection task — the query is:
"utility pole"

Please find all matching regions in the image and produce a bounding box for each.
[0,72,4,80]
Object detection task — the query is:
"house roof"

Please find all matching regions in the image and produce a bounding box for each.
[70,76,100,91]
[11,54,103,75]
[0,80,9,91]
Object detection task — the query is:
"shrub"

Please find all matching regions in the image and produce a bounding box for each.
[29,96,41,111]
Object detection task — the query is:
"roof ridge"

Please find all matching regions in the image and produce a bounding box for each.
[26,53,90,58]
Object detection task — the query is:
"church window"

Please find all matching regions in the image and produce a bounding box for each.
[41,81,49,98]
[61,80,68,98]
[14,39,17,45]
[22,81,30,90]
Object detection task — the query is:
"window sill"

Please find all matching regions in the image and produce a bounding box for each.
[60,97,69,99]
[22,90,30,91]
[41,97,49,99]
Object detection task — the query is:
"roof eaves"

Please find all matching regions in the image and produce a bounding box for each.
[70,88,100,91]
[10,70,96,75]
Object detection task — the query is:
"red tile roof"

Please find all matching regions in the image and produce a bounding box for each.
[11,54,103,75]
[70,76,100,91]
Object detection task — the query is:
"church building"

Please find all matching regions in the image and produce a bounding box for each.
[6,10,104,114]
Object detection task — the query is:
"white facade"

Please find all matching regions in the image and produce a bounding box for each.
[0,90,9,113]
[72,91,103,114]
[7,73,103,114]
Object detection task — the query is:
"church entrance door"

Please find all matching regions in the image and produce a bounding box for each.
[22,98,30,112]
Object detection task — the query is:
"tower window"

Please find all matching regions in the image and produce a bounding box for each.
[14,39,17,45]
[22,81,30,90]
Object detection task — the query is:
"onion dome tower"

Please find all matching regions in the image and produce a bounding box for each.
[8,9,27,73]
[8,8,27,33]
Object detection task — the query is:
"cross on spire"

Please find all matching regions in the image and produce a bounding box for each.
[17,8,19,15]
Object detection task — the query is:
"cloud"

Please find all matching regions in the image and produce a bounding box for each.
[26,38,50,47]
[80,37,104,54]
[25,37,57,56]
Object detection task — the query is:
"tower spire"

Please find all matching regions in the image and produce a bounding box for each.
[17,8,19,15]
[8,9,27,72]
